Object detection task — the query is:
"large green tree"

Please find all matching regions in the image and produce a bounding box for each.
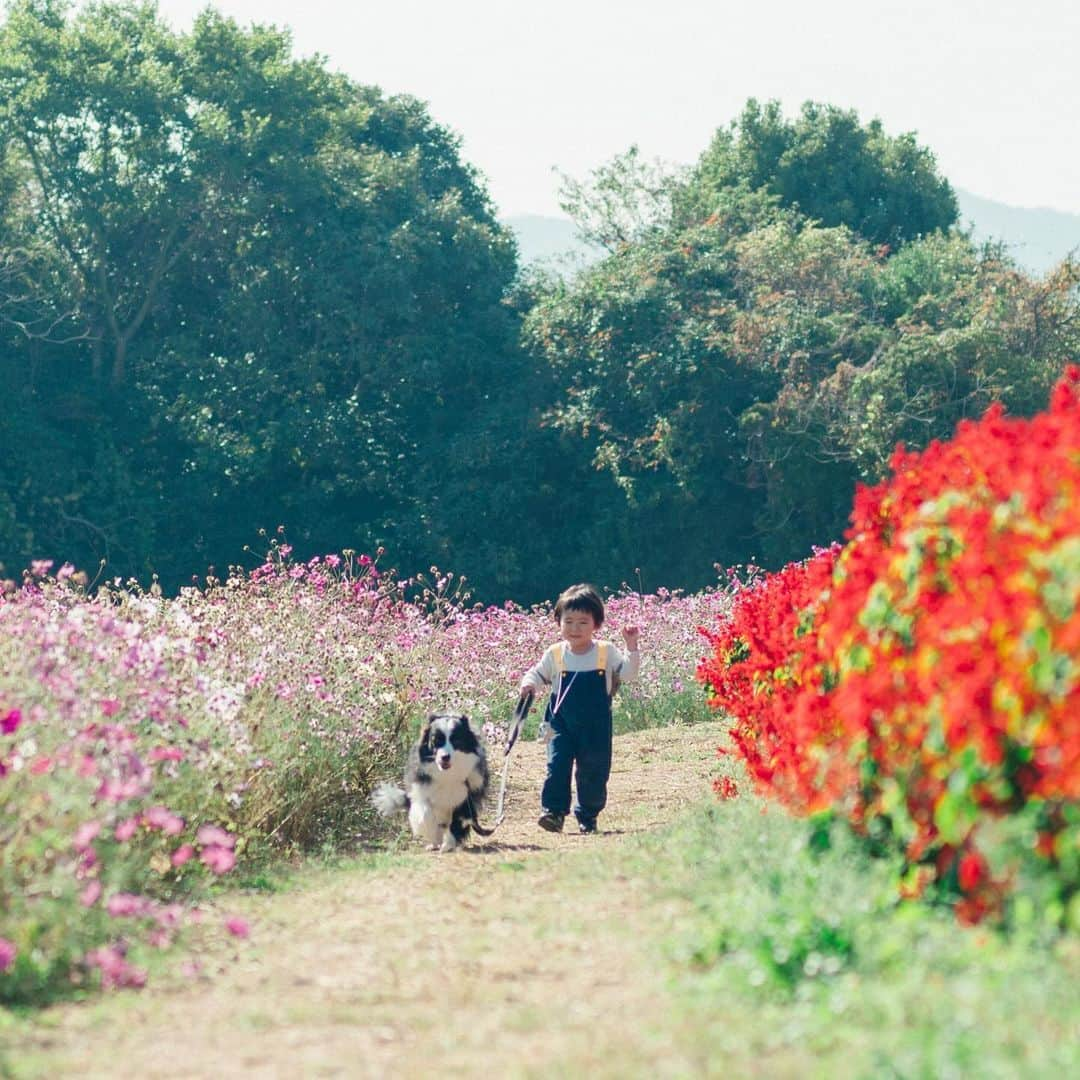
[0,0,530,592]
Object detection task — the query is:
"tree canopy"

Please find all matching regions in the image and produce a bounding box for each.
[680,99,959,248]
[1,14,1076,605]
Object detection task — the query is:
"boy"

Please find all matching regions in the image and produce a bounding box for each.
[519,584,640,834]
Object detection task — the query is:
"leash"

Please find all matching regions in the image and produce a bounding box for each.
[460,690,535,838]
[494,689,534,827]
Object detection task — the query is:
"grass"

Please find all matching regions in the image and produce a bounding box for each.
[3,724,1076,1078]
[565,800,1080,1078]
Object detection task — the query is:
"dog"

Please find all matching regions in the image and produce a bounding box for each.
[371,713,492,852]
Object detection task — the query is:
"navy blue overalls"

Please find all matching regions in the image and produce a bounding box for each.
[540,642,613,827]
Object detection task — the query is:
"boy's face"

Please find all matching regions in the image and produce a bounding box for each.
[559,609,598,651]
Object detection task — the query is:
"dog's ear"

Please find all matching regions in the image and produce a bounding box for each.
[451,714,480,754]
[417,716,435,759]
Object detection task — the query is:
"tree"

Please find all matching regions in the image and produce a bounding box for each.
[525,111,1079,578]
[0,0,527,594]
[681,99,959,248]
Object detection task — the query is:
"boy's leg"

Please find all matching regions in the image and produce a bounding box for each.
[573,730,612,829]
[540,725,575,819]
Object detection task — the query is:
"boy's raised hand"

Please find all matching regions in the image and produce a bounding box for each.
[621,624,640,651]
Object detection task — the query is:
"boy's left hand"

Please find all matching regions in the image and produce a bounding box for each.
[621,625,640,651]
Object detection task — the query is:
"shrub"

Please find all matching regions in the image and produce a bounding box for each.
[700,369,1080,924]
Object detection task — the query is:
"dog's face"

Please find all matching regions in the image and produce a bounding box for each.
[420,714,480,771]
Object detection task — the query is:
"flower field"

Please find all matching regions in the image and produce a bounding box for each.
[0,542,731,1005]
[699,369,1080,925]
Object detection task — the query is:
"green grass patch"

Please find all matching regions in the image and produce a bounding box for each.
[603,799,1080,1077]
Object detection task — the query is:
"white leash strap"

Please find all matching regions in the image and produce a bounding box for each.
[495,690,534,826]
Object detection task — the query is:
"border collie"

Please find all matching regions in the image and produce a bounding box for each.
[371,713,491,852]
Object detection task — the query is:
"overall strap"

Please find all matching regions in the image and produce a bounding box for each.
[596,641,607,674]
[553,641,566,673]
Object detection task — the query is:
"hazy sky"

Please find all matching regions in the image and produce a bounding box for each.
[152,0,1080,219]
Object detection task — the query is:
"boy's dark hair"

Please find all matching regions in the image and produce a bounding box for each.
[553,583,605,626]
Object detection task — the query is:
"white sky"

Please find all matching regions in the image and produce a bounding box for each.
[150,0,1080,218]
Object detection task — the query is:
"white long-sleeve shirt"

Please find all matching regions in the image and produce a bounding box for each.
[520,639,641,700]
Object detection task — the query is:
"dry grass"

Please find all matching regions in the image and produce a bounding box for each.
[7,723,732,1079]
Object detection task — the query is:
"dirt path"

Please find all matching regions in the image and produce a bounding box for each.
[15,723,727,1079]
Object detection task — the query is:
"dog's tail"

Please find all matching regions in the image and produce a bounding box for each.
[371,782,409,817]
[465,793,496,837]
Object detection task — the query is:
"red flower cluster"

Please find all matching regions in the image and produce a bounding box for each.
[699,368,1080,920]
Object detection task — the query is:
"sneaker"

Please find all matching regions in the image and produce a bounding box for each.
[537,811,565,833]
[578,820,597,834]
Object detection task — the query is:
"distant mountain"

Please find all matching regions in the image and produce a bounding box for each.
[506,194,1080,277]
[502,214,602,269]
[955,189,1080,276]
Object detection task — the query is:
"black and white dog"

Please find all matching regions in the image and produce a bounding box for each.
[371,713,492,852]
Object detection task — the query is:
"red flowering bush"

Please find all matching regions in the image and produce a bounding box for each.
[700,368,1080,924]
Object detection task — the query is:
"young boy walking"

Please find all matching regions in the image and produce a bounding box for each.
[519,584,640,834]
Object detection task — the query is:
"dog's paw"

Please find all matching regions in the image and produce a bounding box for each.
[439,836,459,853]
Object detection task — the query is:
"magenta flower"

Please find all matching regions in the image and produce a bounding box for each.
[114,816,140,842]
[196,824,236,849]
[143,806,184,836]
[224,916,250,938]
[200,845,236,874]
[106,893,149,918]
[0,938,16,973]
[80,880,103,907]
[154,904,183,930]
[148,746,184,762]
[1,709,21,735]
[171,843,195,867]
[73,820,102,850]
[85,946,147,990]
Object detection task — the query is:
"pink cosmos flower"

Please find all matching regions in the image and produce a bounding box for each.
[115,816,140,842]
[200,845,236,874]
[1,709,21,735]
[154,904,183,929]
[106,893,149,918]
[73,820,102,850]
[100,699,122,717]
[0,938,16,972]
[80,880,103,907]
[85,946,147,990]
[143,805,184,835]
[148,746,184,762]
[196,824,236,849]
[224,916,250,938]
[171,843,195,867]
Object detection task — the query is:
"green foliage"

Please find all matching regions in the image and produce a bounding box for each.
[525,133,1080,573]
[682,98,959,247]
[1,15,1078,605]
[0,0,533,597]
[636,801,1080,1075]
